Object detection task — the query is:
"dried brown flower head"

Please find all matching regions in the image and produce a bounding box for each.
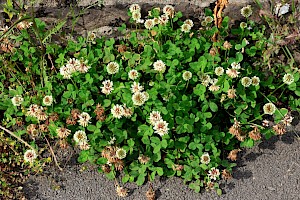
[101,164,111,173]
[39,124,49,133]
[172,164,184,171]
[94,104,106,121]
[221,169,232,180]
[146,184,156,200]
[205,181,214,191]
[227,149,241,161]
[248,126,261,141]
[16,118,24,127]
[273,123,286,135]
[138,155,150,164]
[101,146,117,163]
[114,159,124,171]
[209,47,218,56]
[116,186,128,197]
[223,41,232,50]
[66,116,77,125]
[49,112,59,122]
[27,124,37,135]
[59,139,69,149]
[71,109,81,120]
[117,44,127,53]
[229,118,241,136]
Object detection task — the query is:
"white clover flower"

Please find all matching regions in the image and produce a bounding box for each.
[153,60,166,73]
[144,19,155,30]
[59,65,72,79]
[283,73,294,85]
[205,16,214,23]
[74,130,87,143]
[153,17,160,25]
[11,95,23,106]
[184,19,194,27]
[132,92,146,106]
[182,71,192,81]
[251,76,260,86]
[208,167,220,180]
[149,111,162,126]
[231,62,241,70]
[101,80,114,95]
[241,77,252,87]
[27,104,40,117]
[159,14,169,25]
[153,120,169,137]
[43,95,53,106]
[129,4,140,13]
[241,5,253,18]
[116,148,127,159]
[200,74,211,87]
[132,11,141,21]
[128,69,139,80]
[163,5,175,18]
[136,19,145,24]
[201,152,210,164]
[111,104,124,119]
[76,59,91,73]
[142,91,149,101]
[181,23,191,33]
[78,112,91,127]
[226,68,240,78]
[106,62,119,74]
[209,84,220,92]
[263,103,276,115]
[131,82,144,93]
[24,149,37,163]
[215,67,224,76]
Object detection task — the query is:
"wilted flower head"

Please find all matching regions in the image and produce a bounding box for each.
[116,186,128,197]
[111,104,124,119]
[27,104,40,117]
[223,41,232,50]
[229,118,241,136]
[201,152,210,164]
[227,149,241,161]
[144,19,155,29]
[241,77,252,87]
[56,127,71,139]
[153,120,169,136]
[73,130,87,143]
[181,23,191,33]
[182,71,192,81]
[36,109,48,121]
[128,69,139,80]
[43,95,53,106]
[241,5,253,18]
[227,88,236,99]
[222,169,232,180]
[138,155,150,164]
[101,80,114,95]
[76,59,91,73]
[78,140,90,150]
[263,103,276,115]
[215,67,224,76]
[116,148,127,159]
[226,68,240,78]
[11,95,24,106]
[248,126,262,141]
[208,167,220,180]
[251,76,260,86]
[153,60,166,73]
[24,149,37,163]
[129,4,140,13]
[273,123,286,135]
[131,82,144,93]
[106,62,119,74]
[163,5,175,18]
[159,14,169,25]
[78,112,91,127]
[122,104,133,118]
[283,73,294,85]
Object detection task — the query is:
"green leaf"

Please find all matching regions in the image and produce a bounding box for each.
[156,167,164,176]
[96,157,107,165]
[103,99,111,107]
[209,101,218,112]
[217,189,222,196]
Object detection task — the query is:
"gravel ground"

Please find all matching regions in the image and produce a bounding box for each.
[23,126,300,200]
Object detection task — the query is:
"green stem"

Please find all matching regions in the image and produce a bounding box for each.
[269,83,285,96]
[247,113,265,123]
